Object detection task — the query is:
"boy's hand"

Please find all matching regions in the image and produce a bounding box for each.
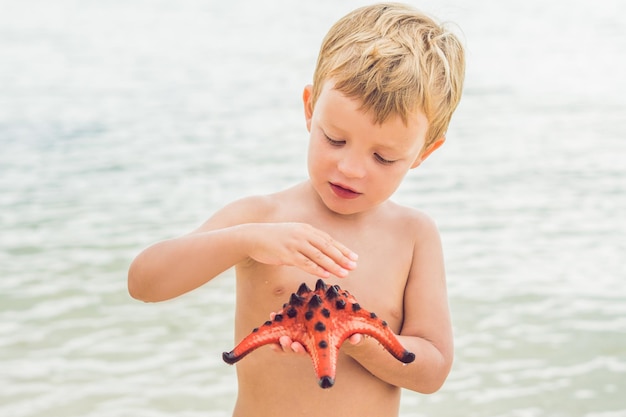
[270,335,308,355]
[243,223,358,278]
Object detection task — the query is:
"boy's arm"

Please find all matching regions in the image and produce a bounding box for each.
[127,196,257,302]
[127,195,357,302]
[343,215,453,394]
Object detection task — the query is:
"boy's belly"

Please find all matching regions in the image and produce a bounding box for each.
[232,347,401,417]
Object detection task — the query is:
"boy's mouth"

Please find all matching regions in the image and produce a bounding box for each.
[329,182,361,199]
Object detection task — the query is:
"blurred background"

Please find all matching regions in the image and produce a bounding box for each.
[1,0,624,416]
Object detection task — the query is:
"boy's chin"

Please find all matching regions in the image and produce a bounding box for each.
[318,194,369,216]
[310,180,374,216]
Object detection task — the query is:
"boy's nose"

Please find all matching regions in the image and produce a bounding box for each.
[337,153,366,179]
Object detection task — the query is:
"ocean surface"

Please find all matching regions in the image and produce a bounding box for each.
[1,0,625,416]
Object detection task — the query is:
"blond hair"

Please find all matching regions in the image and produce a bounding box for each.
[311,3,465,149]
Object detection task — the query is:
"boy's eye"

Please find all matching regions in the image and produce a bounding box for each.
[325,135,345,146]
[374,153,395,165]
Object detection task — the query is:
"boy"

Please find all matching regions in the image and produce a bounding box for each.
[128,3,465,416]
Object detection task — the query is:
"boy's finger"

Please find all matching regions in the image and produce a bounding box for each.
[278,335,292,351]
[335,242,359,263]
[301,245,352,278]
[348,333,363,345]
[297,253,331,278]
[316,237,358,271]
[319,232,358,262]
[278,336,306,354]
[290,341,306,354]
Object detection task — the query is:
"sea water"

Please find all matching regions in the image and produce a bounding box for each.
[1,0,625,416]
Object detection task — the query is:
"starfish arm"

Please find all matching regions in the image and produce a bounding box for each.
[302,329,341,388]
[223,322,289,364]
[336,315,416,364]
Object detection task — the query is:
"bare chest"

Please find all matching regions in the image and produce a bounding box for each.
[236,240,411,337]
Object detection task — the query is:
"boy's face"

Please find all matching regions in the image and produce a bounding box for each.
[304,81,437,216]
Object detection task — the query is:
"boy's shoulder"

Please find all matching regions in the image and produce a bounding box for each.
[222,193,280,221]
[384,200,439,229]
[193,192,281,233]
[209,184,302,225]
[377,200,442,246]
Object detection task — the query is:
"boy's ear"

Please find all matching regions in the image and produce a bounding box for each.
[411,136,445,168]
[303,84,314,132]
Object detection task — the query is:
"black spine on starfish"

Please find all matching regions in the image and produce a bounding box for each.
[308,294,323,308]
[289,293,305,307]
[325,285,339,300]
[297,282,311,295]
[315,279,328,291]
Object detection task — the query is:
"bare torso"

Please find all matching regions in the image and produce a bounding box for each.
[229,182,419,417]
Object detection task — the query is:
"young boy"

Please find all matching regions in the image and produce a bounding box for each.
[128,3,465,416]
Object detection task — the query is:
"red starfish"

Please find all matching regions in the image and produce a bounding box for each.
[223,279,415,388]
